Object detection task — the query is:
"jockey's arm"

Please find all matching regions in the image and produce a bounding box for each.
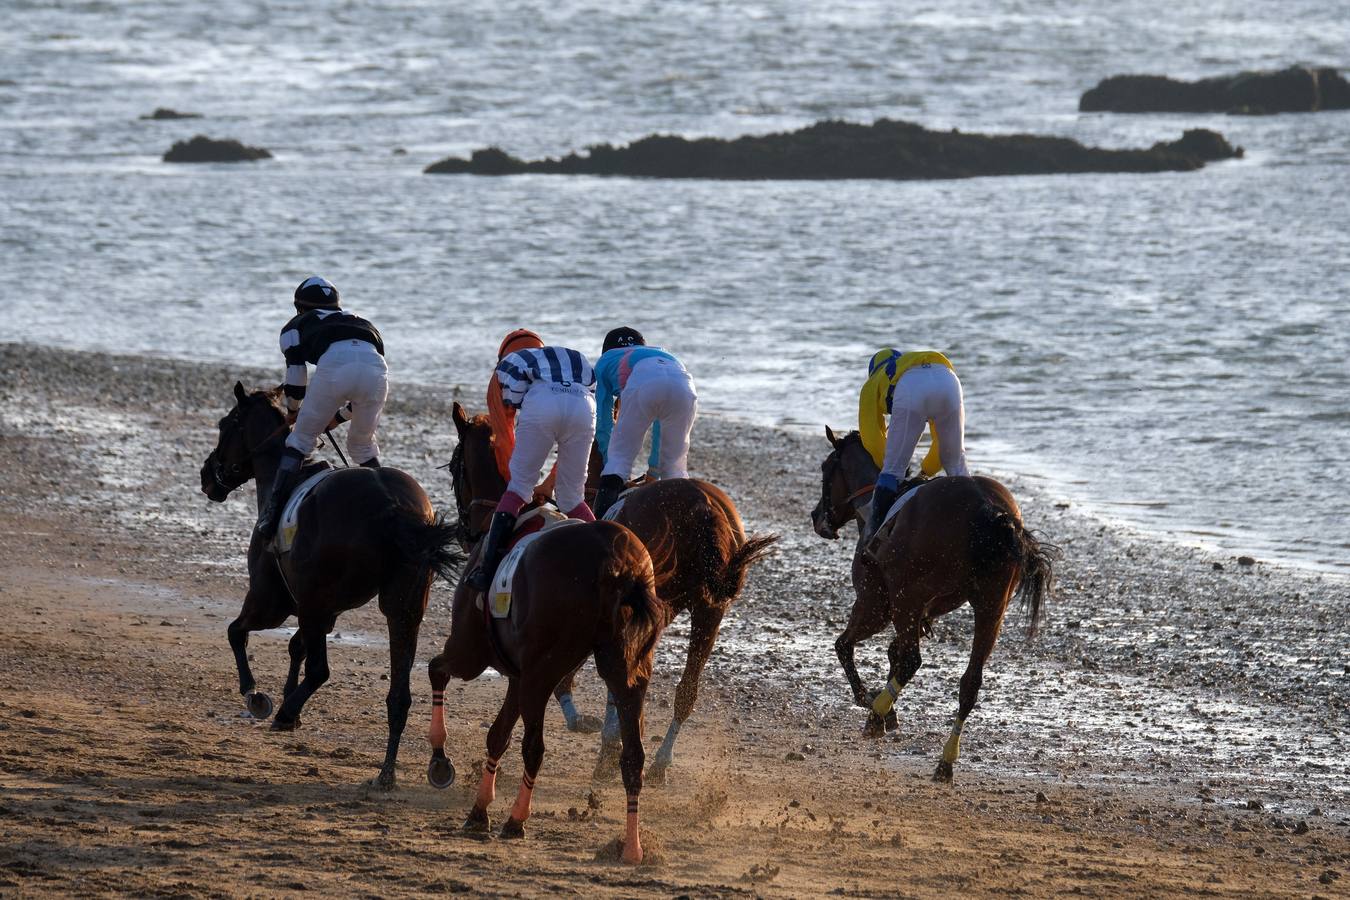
[279,326,307,415]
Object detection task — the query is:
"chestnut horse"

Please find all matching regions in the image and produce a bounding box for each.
[199,382,461,788]
[425,520,669,864]
[447,402,778,783]
[810,427,1055,782]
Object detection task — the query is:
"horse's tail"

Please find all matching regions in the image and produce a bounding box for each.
[387,507,467,587]
[605,527,670,688]
[971,500,1058,638]
[714,533,779,605]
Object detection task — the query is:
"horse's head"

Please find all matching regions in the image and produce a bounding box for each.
[199,381,287,502]
[811,426,877,540]
[448,401,506,545]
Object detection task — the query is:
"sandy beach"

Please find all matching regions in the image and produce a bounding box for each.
[0,342,1346,898]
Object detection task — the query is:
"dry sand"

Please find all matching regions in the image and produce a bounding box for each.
[0,343,1346,897]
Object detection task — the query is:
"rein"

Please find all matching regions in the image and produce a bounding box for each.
[846,484,875,505]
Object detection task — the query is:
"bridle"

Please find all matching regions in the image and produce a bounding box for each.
[447,440,498,547]
[821,434,877,529]
[210,412,288,495]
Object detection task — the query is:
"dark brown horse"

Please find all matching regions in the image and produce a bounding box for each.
[447,402,778,783]
[810,427,1055,782]
[199,382,461,788]
[425,519,669,864]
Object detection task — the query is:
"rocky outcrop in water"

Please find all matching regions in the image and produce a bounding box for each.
[140,108,202,120]
[424,119,1241,181]
[1080,66,1350,114]
[162,135,272,163]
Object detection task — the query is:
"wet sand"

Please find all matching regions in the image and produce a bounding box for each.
[0,342,1346,897]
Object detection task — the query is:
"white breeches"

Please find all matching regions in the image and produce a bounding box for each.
[508,383,597,511]
[602,357,698,480]
[286,340,388,464]
[881,363,969,480]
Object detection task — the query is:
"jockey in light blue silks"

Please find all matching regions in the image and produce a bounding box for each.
[591,327,699,519]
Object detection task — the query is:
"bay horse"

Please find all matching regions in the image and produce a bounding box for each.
[425,519,669,864]
[447,402,778,783]
[810,427,1055,782]
[199,382,462,788]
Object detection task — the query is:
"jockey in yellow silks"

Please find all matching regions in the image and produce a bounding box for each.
[859,348,970,536]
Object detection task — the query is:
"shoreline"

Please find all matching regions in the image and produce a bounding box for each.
[1,342,1346,896]
[5,337,1341,578]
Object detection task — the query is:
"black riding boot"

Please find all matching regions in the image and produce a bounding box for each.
[866,483,899,540]
[256,448,306,541]
[466,510,517,593]
[592,473,625,519]
[359,456,380,469]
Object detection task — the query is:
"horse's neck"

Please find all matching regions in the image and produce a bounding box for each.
[251,443,285,514]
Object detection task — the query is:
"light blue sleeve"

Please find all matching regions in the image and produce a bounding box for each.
[647,419,661,471]
[594,360,617,463]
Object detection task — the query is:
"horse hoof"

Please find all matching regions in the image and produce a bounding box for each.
[884,709,898,732]
[373,770,396,792]
[569,714,604,734]
[862,713,887,738]
[933,761,954,783]
[246,691,274,720]
[592,744,622,782]
[269,716,299,732]
[499,818,526,840]
[461,807,492,833]
[427,752,456,789]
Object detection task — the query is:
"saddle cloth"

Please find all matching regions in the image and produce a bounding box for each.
[865,478,937,557]
[276,468,338,554]
[483,515,583,618]
[601,486,642,521]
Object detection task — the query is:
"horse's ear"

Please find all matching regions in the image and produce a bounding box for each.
[452,401,469,433]
[234,381,248,403]
[825,425,839,447]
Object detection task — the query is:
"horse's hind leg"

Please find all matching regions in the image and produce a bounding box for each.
[934,584,1010,784]
[463,678,520,832]
[499,678,550,840]
[608,675,651,865]
[864,618,922,737]
[374,602,423,790]
[554,663,602,733]
[648,602,725,784]
[282,630,306,700]
[271,616,334,731]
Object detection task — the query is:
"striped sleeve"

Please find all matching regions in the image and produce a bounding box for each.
[495,353,534,408]
[279,325,307,411]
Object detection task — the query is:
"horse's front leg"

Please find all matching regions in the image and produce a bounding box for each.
[271,616,333,731]
[226,581,291,720]
[554,663,602,733]
[865,622,922,737]
[426,619,492,790]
